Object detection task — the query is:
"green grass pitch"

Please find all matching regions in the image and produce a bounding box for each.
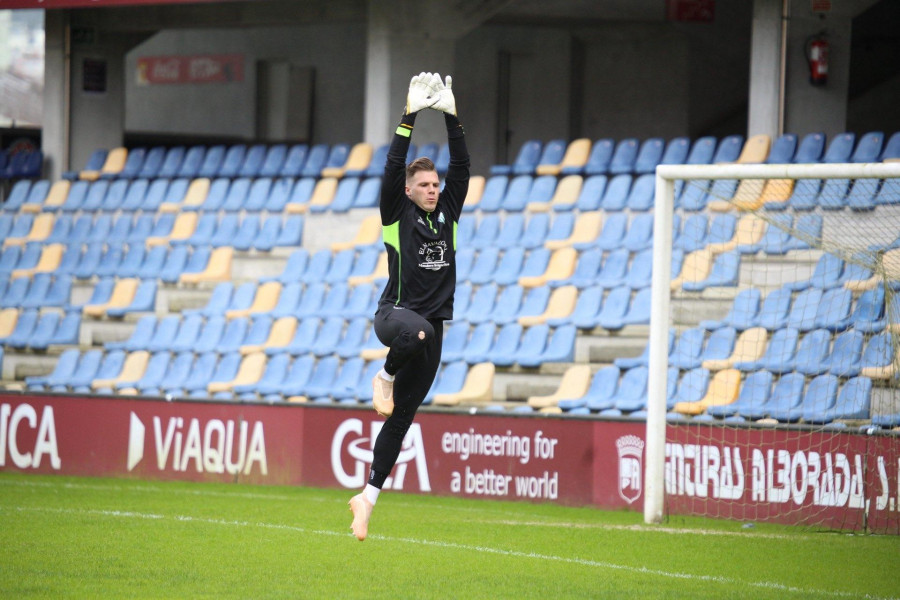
[0,473,897,599]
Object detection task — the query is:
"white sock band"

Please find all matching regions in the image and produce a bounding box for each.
[379,369,395,382]
[364,484,381,505]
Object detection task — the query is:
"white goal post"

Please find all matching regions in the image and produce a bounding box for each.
[644,160,900,525]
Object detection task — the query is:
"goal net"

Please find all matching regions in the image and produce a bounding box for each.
[644,162,900,533]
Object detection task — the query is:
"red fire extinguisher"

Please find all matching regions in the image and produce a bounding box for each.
[806,33,829,86]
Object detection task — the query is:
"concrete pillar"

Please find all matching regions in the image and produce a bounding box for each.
[42,10,69,181]
[783,0,853,138]
[365,1,457,150]
[747,0,784,139]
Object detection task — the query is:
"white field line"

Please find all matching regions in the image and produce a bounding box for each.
[0,478,872,542]
[1,504,895,600]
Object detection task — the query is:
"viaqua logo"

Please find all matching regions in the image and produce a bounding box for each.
[331,418,430,492]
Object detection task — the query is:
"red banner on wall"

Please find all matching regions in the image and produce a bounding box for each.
[0,394,897,534]
[136,54,244,85]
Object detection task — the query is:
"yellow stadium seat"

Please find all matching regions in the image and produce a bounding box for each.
[673,368,741,415]
[544,211,602,250]
[91,350,149,390]
[322,142,373,178]
[12,243,65,279]
[462,175,485,211]
[526,364,592,410]
[208,352,267,394]
[40,180,71,212]
[845,248,900,292]
[432,362,495,406]
[519,247,578,288]
[146,212,198,247]
[735,134,771,164]
[160,177,208,213]
[179,247,233,284]
[81,147,127,181]
[0,308,19,338]
[289,177,337,214]
[83,278,139,318]
[529,174,583,213]
[4,212,55,247]
[670,248,713,291]
[332,214,382,252]
[535,138,591,176]
[702,327,767,370]
[227,281,282,319]
[241,316,298,355]
[705,214,766,254]
[348,251,388,287]
[518,285,578,327]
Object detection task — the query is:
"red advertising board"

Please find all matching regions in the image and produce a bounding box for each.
[137,55,244,85]
[1,393,897,534]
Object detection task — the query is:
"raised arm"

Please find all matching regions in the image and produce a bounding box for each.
[434,75,470,221]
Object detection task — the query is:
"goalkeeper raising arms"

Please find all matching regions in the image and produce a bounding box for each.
[349,72,470,541]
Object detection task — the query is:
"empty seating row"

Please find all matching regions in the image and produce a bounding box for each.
[545,362,874,425]
[701,282,900,334]
[491,130,900,180]
[0,308,81,350]
[0,212,304,254]
[664,325,894,378]
[3,174,382,215]
[60,141,451,184]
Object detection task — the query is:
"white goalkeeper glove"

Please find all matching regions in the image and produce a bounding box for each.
[431,74,457,116]
[406,72,441,114]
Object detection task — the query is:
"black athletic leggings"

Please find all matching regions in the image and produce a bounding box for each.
[368,304,443,488]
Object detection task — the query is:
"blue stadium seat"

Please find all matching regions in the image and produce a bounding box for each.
[467,248,501,286]
[574,174,606,211]
[859,331,894,373]
[441,321,470,363]
[492,213,525,250]
[1,308,39,349]
[524,175,556,209]
[596,286,632,331]
[792,329,833,375]
[699,326,737,366]
[625,173,655,211]
[846,179,878,211]
[49,349,102,392]
[79,350,126,394]
[674,213,708,253]
[734,327,796,372]
[599,174,632,211]
[157,146,187,179]
[559,365,619,412]
[793,132,825,163]
[851,131,884,163]
[107,314,156,351]
[594,249,629,289]
[479,283,524,326]
[707,369,773,419]
[815,178,850,210]
[713,135,744,163]
[556,247,602,289]
[770,373,838,423]
[326,177,360,213]
[492,139,541,176]
[786,253,844,291]
[670,368,711,411]
[3,180,32,212]
[608,138,639,174]
[669,327,706,370]
[784,288,823,332]
[25,348,81,390]
[63,149,105,181]
[621,287,652,326]
[682,250,740,291]
[814,287,853,332]
[603,366,650,412]
[808,376,872,424]
[583,212,627,252]
[308,316,346,357]
[216,145,248,179]
[499,174,533,212]
[820,329,865,378]
[296,144,328,178]
[353,177,381,209]
[755,286,793,331]
[277,144,309,178]
[566,285,603,330]
[766,133,798,164]
[485,323,524,368]
[633,138,665,174]
[136,146,166,179]
[659,137,690,166]
[208,213,240,248]
[700,288,761,331]
[821,132,855,163]
[174,145,206,179]
[582,138,614,175]
[850,287,886,333]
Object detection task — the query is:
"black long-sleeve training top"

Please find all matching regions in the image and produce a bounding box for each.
[377,111,470,320]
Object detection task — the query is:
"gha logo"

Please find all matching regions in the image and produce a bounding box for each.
[331,418,431,492]
[617,435,645,504]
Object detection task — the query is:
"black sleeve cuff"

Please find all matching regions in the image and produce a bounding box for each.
[445,113,465,139]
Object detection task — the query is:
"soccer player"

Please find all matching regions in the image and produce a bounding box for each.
[349,72,469,541]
